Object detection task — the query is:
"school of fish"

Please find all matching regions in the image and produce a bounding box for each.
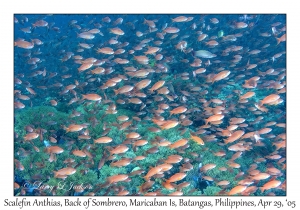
[14,14,286,196]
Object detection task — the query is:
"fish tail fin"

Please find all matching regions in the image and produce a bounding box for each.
[63,126,69,133]
[258,70,266,77]
[205,120,208,126]
[216,189,227,196]
[113,89,118,96]
[192,71,196,77]
[260,187,265,193]
[159,125,165,130]
[53,153,57,162]
[133,145,137,152]
[53,171,58,178]
[276,38,280,45]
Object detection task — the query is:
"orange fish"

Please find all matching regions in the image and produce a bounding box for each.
[77,32,95,39]
[149,80,165,92]
[50,100,57,106]
[164,155,183,164]
[205,114,224,125]
[258,128,272,134]
[241,186,258,195]
[276,34,286,45]
[127,70,149,78]
[267,167,282,176]
[91,67,105,74]
[135,79,151,90]
[14,101,25,109]
[82,94,102,101]
[255,103,269,112]
[224,130,245,144]
[14,39,34,49]
[114,85,134,95]
[97,47,114,54]
[164,27,180,33]
[260,180,282,193]
[166,173,186,183]
[169,139,188,149]
[78,62,93,72]
[252,173,270,181]
[190,134,205,145]
[144,166,163,180]
[64,124,86,133]
[212,70,230,83]
[144,47,160,55]
[235,22,248,29]
[23,132,39,141]
[168,191,183,196]
[217,180,230,186]
[227,185,247,195]
[126,132,140,138]
[172,16,188,22]
[54,167,76,178]
[134,55,149,64]
[107,174,128,184]
[72,150,87,157]
[159,120,179,130]
[170,106,187,116]
[15,159,24,171]
[95,137,113,144]
[45,146,64,154]
[157,163,173,172]
[109,145,129,155]
[109,27,124,35]
[259,94,280,106]
[110,158,132,167]
[133,140,148,147]
[200,164,216,173]
[273,140,286,150]
[162,181,175,190]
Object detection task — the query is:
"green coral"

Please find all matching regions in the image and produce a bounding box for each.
[149,58,156,68]
[14,106,69,138]
[203,186,222,196]
[14,79,286,196]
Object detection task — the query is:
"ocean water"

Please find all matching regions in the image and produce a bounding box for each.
[14,14,286,196]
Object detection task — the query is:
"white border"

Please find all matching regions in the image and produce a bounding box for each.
[1,0,298,209]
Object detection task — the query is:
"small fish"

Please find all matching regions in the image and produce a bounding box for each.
[54,167,76,178]
[169,139,188,149]
[260,180,281,193]
[227,185,247,195]
[166,173,186,183]
[190,134,205,145]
